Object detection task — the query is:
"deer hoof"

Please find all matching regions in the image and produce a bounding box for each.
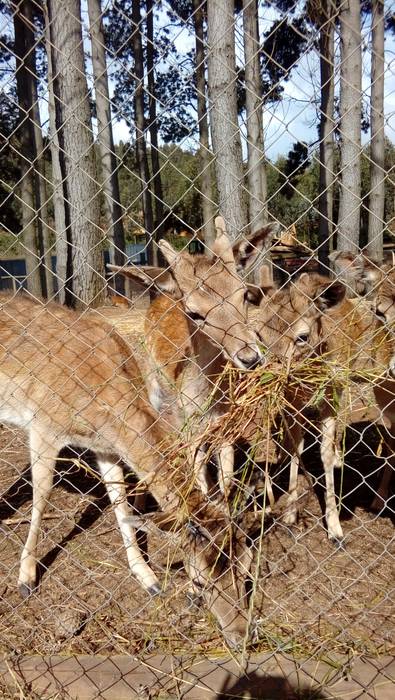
[147,583,162,597]
[329,536,345,550]
[19,582,36,599]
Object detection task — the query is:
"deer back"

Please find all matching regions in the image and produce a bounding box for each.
[0,294,153,448]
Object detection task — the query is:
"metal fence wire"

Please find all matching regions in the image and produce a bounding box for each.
[0,0,394,697]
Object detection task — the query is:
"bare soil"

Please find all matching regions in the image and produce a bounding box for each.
[0,306,393,664]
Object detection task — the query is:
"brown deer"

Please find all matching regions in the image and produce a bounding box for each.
[327,251,395,514]
[253,260,395,542]
[109,218,277,496]
[249,268,347,542]
[0,292,257,647]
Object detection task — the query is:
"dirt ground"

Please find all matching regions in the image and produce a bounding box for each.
[0,305,394,667]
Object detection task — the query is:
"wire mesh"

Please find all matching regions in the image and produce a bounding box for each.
[0,0,394,697]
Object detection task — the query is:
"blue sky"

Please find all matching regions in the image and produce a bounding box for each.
[1,0,394,161]
[105,0,395,160]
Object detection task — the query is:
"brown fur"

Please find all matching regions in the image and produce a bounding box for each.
[110,292,130,308]
[252,271,346,538]
[328,257,395,512]
[145,295,190,384]
[0,292,254,646]
[111,220,277,496]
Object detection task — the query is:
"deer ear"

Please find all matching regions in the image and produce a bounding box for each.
[314,280,346,310]
[329,250,383,294]
[329,251,363,281]
[157,239,181,267]
[107,264,181,297]
[360,256,383,285]
[291,273,345,312]
[210,216,234,265]
[233,223,279,274]
[244,285,263,305]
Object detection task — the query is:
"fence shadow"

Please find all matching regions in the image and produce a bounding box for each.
[215,669,327,699]
[0,447,148,584]
[303,421,394,525]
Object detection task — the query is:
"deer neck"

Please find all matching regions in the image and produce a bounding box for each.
[188,324,227,381]
[175,324,230,419]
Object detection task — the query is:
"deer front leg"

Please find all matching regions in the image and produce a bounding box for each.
[97,457,161,595]
[18,430,59,598]
[321,416,344,544]
[283,422,304,526]
[193,445,209,495]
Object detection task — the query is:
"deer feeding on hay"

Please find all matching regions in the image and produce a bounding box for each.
[246,266,347,543]
[245,254,394,544]
[109,217,277,498]
[235,247,395,546]
[0,290,259,648]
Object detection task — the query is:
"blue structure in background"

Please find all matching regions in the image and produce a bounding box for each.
[0,244,146,292]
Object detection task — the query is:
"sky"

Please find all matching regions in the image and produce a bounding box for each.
[102,0,395,160]
[1,0,394,162]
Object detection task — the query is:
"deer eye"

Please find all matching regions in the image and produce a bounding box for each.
[187,311,205,324]
[375,309,386,321]
[295,334,309,345]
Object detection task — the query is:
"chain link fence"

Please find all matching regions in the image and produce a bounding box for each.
[0,0,394,697]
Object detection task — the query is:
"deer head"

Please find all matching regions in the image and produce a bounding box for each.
[125,504,257,648]
[252,268,346,364]
[330,249,395,324]
[109,219,277,371]
[329,250,382,297]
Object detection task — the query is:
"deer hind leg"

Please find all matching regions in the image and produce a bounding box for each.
[321,415,343,543]
[96,457,161,595]
[283,422,304,527]
[18,430,59,598]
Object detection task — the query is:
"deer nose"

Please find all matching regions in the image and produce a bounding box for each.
[236,347,262,369]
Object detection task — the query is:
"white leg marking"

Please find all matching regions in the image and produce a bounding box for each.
[217,444,234,496]
[321,416,343,542]
[97,458,160,592]
[18,430,59,594]
[193,446,209,495]
[283,426,304,526]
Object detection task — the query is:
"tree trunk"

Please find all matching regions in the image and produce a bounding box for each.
[31,70,54,297]
[87,0,126,290]
[44,0,68,304]
[207,0,247,241]
[318,1,335,271]
[48,0,105,308]
[13,0,43,298]
[131,0,155,266]
[337,0,362,252]
[366,0,385,262]
[146,0,166,262]
[243,0,267,232]
[193,0,215,248]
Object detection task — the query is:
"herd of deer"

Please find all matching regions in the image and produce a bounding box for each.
[0,217,394,647]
